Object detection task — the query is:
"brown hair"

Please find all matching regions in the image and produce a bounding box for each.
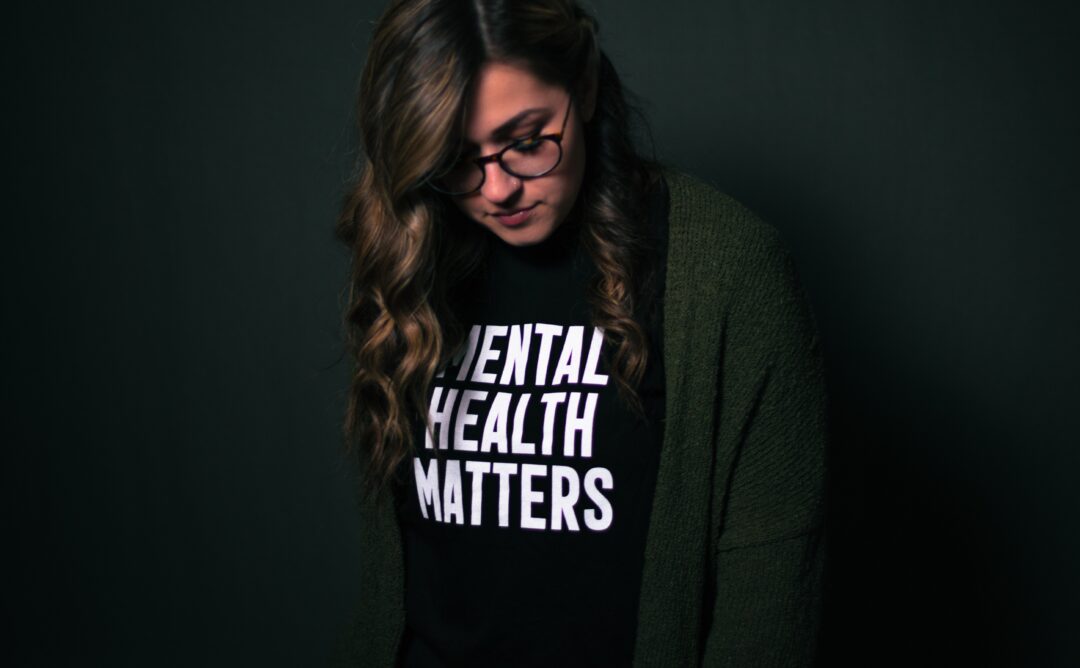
[336,0,662,502]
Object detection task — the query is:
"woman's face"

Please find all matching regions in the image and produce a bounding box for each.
[448,61,591,247]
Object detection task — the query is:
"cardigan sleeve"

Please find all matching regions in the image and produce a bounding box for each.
[332,469,406,668]
[701,218,828,667]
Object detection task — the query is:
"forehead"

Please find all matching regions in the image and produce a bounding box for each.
[463,61,565,142]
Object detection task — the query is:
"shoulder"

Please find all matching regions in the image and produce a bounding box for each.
[661,165,783,246]
[658,165,796,305]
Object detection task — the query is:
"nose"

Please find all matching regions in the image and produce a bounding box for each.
[479,161,522,204]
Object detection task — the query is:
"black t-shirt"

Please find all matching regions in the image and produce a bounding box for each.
[395,177,669,667]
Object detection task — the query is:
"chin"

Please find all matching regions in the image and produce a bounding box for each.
[482,213,560,247]
[497,226,552,247]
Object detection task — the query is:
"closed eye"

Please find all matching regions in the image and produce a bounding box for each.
[461,121,547,157]
[510,136,546,154]
[452,132,543,166]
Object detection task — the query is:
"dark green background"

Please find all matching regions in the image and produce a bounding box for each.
[9,0,1078,665]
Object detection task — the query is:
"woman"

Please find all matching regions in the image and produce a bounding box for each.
[335,1,828,666]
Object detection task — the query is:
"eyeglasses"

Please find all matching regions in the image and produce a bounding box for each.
[427,96,573,196]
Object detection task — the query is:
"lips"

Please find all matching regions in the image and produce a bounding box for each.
[491,202,539,227]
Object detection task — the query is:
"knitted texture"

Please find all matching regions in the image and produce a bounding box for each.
[335,167,828,667]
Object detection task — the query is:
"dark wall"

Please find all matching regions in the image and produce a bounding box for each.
[9,1,1078,665]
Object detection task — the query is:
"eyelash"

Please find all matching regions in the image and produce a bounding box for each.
[463,128,544,158]
[513,128,543,142]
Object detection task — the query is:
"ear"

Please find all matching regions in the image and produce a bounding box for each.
[577,47,600,123]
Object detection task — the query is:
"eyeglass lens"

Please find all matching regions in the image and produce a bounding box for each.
[435,137,562,195]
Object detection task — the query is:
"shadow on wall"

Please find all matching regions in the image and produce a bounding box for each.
[820,384,1029,668]
[674,149,1069,667]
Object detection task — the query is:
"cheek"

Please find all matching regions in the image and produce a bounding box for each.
[561,143,587,200]
[564,131,587,187]
[451,197,482,223]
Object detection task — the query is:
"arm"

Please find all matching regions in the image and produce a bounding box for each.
[332,470,406,668]
[702,221,828,666]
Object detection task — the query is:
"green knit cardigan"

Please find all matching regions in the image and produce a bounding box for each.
[336,168,828,667]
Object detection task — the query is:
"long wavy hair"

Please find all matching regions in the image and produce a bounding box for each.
[337,0,663,502]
